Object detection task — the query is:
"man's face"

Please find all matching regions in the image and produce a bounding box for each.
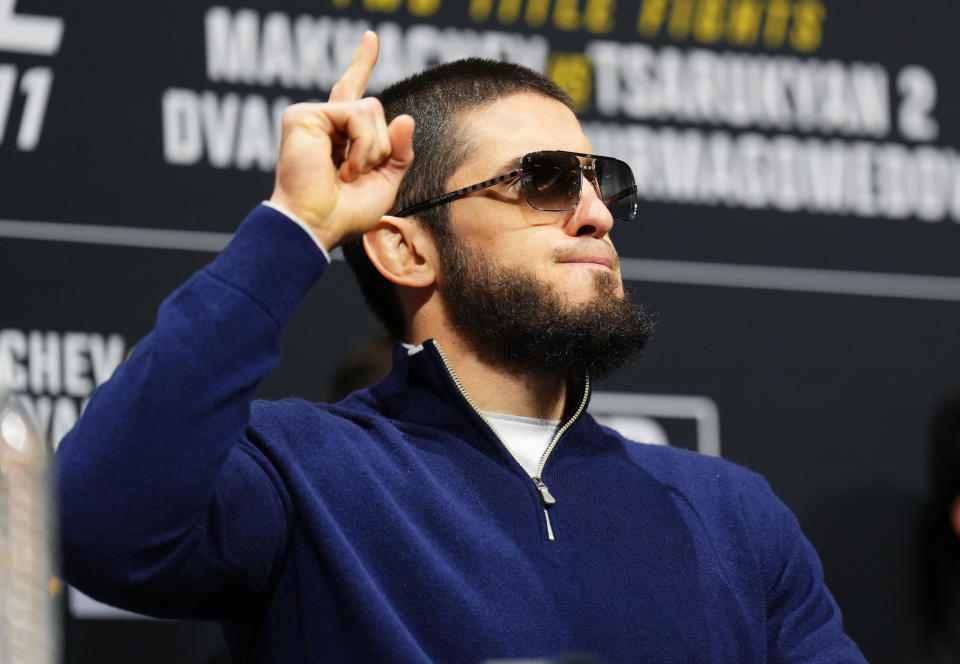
[442,92,625,305]
[434,93,654,379]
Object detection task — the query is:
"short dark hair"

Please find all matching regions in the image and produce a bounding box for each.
[342,58,574,341]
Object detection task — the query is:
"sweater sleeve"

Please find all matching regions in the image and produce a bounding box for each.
[744,476,866,663]
[55,204,328,619]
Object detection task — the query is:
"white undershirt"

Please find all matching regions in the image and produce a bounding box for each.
[482,411,561,477]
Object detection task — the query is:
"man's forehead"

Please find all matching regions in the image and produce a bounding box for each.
[452,94,591,178]
[460,93,583,138]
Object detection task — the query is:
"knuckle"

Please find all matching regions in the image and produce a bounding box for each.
[282,102,316,125]
[281,104,300,123]
[360,96,384,116]
[288,101,313,114]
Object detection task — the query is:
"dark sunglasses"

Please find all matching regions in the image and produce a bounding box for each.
[396,150,638,221]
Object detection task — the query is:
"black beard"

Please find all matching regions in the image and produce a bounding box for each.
[437,231,656,381]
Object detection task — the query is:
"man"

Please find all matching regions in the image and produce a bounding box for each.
[57,32,865,663]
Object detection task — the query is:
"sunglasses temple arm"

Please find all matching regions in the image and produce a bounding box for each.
[396,171,520,218]
[396,198,445,218]
[396,191,470,218]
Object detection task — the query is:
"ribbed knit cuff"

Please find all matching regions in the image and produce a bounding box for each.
[206,204,329,327]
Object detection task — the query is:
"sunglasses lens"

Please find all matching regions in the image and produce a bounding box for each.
[594,157,638,221]
[521,151,638,220]
[521,152,582,211]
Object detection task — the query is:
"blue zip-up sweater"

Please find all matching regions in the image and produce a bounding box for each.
[56,205,865,663]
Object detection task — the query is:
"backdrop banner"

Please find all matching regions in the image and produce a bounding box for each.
[3,1,958,662]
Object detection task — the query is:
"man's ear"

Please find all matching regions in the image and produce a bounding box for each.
[362,215,437,288]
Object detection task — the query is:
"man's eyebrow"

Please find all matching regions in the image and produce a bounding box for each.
[493,154,525,177]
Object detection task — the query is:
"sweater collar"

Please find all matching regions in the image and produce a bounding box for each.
[373,339,592,432]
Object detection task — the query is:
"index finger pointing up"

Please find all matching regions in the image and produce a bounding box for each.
[328,30,379,103]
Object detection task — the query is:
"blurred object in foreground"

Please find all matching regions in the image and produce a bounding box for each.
[0,388,60,664]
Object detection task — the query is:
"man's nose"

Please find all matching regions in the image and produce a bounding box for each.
[562,174,614,238]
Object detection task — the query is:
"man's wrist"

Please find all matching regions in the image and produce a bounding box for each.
[261,200,333,263]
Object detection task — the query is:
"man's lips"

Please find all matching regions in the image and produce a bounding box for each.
[554,245,619,270]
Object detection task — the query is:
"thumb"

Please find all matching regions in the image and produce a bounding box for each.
[384,114,415,178]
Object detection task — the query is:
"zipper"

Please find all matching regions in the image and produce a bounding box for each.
[533,477,556,540]
[434,342,591,541]
[534,376,590,480]
[531,376,590,540]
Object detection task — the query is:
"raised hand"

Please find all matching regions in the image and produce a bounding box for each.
[269,31,415,251]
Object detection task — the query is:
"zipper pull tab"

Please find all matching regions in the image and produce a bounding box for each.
[533,477,556,507]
